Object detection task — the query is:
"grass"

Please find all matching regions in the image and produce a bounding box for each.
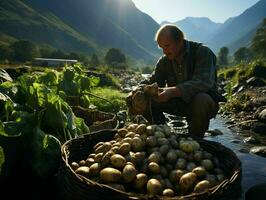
[218,59,266,113]
[90,87,127,113]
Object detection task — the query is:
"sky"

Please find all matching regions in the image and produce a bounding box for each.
[131,0,261,23]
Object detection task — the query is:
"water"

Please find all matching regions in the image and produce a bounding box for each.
[207,116,266,199]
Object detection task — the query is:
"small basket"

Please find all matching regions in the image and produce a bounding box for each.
[71,106,119,132]
[57,130,242,200]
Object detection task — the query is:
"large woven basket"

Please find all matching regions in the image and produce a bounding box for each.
[57,130,242,200]
[71,106,119,132]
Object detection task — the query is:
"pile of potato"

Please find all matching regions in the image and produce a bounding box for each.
[71,123,226,197]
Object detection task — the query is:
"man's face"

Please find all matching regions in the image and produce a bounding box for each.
[157,33,182,60]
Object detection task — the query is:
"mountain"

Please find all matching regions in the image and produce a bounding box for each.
[162,17,222,43]
[207,0,266,53]
[0,0,160,62]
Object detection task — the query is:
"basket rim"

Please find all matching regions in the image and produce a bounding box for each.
[61,131,242,200]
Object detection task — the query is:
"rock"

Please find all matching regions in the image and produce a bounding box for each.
[258,108,266,123]
[239,148,249,153]
[206,129,223,136]
[250,146,266,157]
[243,136,260,144]
[246,77,266,87]
[230,139,241,143]
[245,183,266,200]
[251,122,266,134]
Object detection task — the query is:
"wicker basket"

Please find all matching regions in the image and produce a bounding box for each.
[71,106,119,132]
[57,130,242,200]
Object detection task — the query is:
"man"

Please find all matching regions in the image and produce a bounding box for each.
[141,24,226,138]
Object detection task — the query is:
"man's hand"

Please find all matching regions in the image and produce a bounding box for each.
[153,86,181,102]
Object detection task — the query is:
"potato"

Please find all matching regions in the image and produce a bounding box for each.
[216,174,225,182]
[100,167,122,183]
[135,124,147,135]
[93,142,104,151]
[205,174,217,187]
[134,152,146,166]
[160,166,168,178]
[101,151,114,167]
[146,125,155,135]
[118,142,131,155]
[133,173,148,189]
[166,150,177,164]
[75,166,90,178]
[125,131,136,138]
[89,163,101,176]
[143,83,158,97]
[147,179,162,195]
[162,124,171,137]
[154,131,165,138]
[146,136,157,147]
[131,137,144,152]
[201,159,214,171]
[111,154,126,169]
[175,158,187,170]
[194,180,210,193]
[159,144,170,155]
[148,162,160,174]
[117,128,128,138]
[186,162,197,172]
[179,172,197,191]
[95,142,112,154]
[122,164,137,183]
[157,138,169,146]
[169,169,185,183]
[148,152,161,163]
[94,153,104,163]
[192,166,207,178]
[193,150,203,162]
[71,162,79,171]
[79,160,86,166]
[85,158,95,167]
[179,140,195,153]
[163,188,175,197]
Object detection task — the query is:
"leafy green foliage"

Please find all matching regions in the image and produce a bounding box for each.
[105,48,126,68]
[217,46,229,66]
[89,87,126,113]
[11,40,39,62]
[251,18,266,58]
[234,47,252,63]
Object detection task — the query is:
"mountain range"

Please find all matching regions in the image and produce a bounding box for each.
[165,0,266,54]
[0,0,160,62]
[0,0,265,62]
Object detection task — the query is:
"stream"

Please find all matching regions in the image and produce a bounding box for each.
[201,116,266,199]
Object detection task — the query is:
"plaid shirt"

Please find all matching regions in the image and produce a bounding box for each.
[147,40,219,103]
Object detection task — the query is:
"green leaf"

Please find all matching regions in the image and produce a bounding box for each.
[1,121,22,137]
[89,76,100,87]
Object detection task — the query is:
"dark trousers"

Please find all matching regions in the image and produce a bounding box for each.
[146,93,219,137]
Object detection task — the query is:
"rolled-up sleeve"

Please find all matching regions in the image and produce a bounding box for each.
[178,46,216,103]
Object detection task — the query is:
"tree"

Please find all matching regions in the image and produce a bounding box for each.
[251,18,266,58]
[11,40,39,62]
[217,47,229,66]
[0,44,13,61]
[234,47,252,63]
[104,48,126,67]
[90,53,99,66]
